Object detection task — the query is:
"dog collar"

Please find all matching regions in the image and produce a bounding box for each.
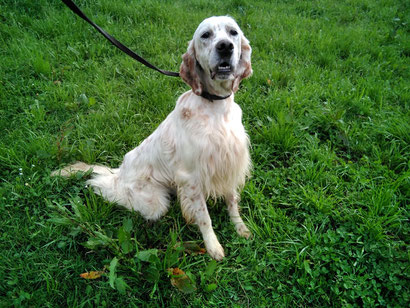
[200,91,231,102]
[194,61,232,102]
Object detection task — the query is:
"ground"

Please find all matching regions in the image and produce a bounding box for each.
[0,0,409,306]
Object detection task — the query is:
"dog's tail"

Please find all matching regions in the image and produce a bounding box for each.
[51,161,115,177]
[51,162,124,205]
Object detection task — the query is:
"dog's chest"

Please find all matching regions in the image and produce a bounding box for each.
[206,111,247,159]
[189,103,246,154]
[179,102,250,195]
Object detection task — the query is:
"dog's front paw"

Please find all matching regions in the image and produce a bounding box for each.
[205,241,225,261]
[236,224,252,239]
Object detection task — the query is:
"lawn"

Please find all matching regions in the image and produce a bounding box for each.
[1,0,409,306]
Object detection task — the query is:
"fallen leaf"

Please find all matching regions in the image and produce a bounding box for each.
[167,268,197,294]
[80,271,104,280]
[175,242,206,255]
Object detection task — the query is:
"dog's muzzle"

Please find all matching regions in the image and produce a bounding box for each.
[211,40,234,79]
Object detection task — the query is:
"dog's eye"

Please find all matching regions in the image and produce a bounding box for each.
[201,32,210,39]
[230,29,238,36]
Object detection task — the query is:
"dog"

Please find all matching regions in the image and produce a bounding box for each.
[53,16,253,260]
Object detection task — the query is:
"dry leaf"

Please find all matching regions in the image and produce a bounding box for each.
[175,242,206,255]
[167,268,197,294]
[80,271,104,280]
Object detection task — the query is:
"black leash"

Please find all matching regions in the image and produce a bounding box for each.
[61,0,232,101]
[61,0,180,77]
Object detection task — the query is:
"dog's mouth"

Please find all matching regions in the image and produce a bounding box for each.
[211,62,233,79]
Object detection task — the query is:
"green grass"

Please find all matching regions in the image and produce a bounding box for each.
[1,0,409,306]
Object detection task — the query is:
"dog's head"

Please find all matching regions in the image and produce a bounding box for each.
[180,16,252,97]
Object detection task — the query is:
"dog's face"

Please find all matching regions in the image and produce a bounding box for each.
[194,16,242,82]
[180,16,252,96]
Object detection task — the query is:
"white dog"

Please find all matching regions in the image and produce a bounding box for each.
[54,16,253,260]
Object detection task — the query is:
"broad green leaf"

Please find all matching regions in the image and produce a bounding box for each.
[94,231,112,243]
[123,218,133,233]
[144,265,160,283]
[185,271,196,285]
[109,257,118,289]
[136,249,158,262]
[88,97,96,107]
[121,240,133,254]
[303,260,312,276]
[205,260,217,278]
[118,227,129,242]
[68,227,82,237]
[118,227,133,254]
[166,249,180,268]
[82,237,108,250]
[205,283,217,292]
[115,277,128,295]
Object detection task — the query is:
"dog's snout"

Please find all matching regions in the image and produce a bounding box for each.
[216,40,234,56]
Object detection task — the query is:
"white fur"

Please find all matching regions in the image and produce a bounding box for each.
[53,16,253,260]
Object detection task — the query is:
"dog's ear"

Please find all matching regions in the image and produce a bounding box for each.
[180,40,203,95]
[232,34,252,93]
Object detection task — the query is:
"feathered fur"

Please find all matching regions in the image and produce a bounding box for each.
[53,16,253,260]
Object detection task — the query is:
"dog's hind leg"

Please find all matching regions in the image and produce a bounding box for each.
[88,173,171,221]
[125,183,171,221]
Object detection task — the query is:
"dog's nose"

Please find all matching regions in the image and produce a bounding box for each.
[216,40,234,57]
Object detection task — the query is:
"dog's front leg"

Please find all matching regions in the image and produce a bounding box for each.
[179,185,225,261]
[226,193,252,239]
